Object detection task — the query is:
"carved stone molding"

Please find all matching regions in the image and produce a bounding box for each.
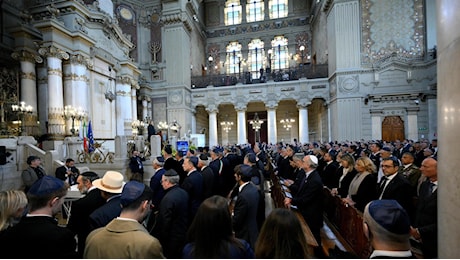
[20,72,36,81]
[11,50,43,63]
[38,46,69,60]
[206,104,218,114]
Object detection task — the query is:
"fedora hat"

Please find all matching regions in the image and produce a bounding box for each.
[93,171,125,194]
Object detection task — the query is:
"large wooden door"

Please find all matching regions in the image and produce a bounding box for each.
[381,116,405,142]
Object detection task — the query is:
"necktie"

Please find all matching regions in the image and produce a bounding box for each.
[378,176,388,197]
[428,182,435,195]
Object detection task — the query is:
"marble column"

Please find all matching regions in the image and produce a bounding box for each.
[131,88,138,120]
[63,54,89,136]
[37,64,48,135]
[297,101,310,144]
[11,50,43,136]
[38,46,69,138]
[191,111,196,134]
[236,105,247,144]
[142,98,148,121]
[116,76,133,136]
[266,103,278,144]
[437,0,460,257]
[206,105,218,147]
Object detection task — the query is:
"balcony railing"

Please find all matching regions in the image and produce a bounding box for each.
[191,63,328,89]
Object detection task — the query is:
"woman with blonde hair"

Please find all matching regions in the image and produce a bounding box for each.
[255,208,312,258]
[342,157,377,212]
[0,190,28,232]
[331,153,358,198]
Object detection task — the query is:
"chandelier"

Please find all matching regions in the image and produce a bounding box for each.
[220,115,234,133]
[280,113,295,130]
[250,112,263,132]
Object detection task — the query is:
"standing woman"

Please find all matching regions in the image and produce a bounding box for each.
[255,208,312,258]
[183,195,254,258]
[0,190,28,232]
[331,153,358,198]
[342,157,377,212]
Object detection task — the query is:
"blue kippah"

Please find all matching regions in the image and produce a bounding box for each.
[28,176,64,196]
[368,200,410,235]
[120,181,145,207]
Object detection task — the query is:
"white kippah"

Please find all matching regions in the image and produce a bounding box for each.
[308,155,318,165]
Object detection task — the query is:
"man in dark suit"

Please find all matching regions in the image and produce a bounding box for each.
[0,176,77,258]
[410,157,438,258]
[363,200,414,258]
[284,155,324,257]
[55,158,80,185]
[163,145,184,182]
[369,142,382,172]
[128,150,145,182]
[66,171,105,257]
[147,121,156,143]
[89,171,125,231]
[232,164,260,249]
[377,157,413,216]
[320,151,340,189]
[152,169,189,259]
[198,153,214,199]
[181,156,203,223]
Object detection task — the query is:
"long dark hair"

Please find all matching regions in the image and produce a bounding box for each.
[186,195,243,258]
[255,208,312,258]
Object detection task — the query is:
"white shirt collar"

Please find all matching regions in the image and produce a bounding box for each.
[238,182,250,193]
[370,249,412,258]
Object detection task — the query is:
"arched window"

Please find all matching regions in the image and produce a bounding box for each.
[271,36,289,70]
[246,0,264,23]
[248,39,265,79]
[269,0,288,19]
[225,0,242,25]
[226,42,243,74]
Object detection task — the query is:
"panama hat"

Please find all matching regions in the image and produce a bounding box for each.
[93,171,125,194]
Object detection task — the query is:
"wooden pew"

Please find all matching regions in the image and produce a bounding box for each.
[323,187,372,258]
[269,170,318,249]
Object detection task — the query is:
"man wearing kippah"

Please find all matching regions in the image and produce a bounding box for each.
[0,176,77,258]
[84,181,164,258]
[363,200,413,258]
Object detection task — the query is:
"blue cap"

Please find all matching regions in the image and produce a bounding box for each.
[381,146,392,152]
[28,176,65,196]
[239,164,253,178]
[366,200,410,235]
[156,156,165,163]
[120,181,146,207]
[246,153,257,164]
[188,156,199,168]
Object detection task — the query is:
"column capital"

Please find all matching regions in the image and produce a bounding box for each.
[265,100,278,110]
[234,102,247,112]
[38,45,69,60]
[206,104,219,114]
[296,99,311,109]
[11,50,43,63]
[69,54,93,68]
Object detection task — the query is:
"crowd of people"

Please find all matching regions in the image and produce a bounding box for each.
[0,138,438,258]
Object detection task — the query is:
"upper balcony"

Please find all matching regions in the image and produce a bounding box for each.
[191,64,328,89]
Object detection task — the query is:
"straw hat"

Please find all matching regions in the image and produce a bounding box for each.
[93,171,125,194]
